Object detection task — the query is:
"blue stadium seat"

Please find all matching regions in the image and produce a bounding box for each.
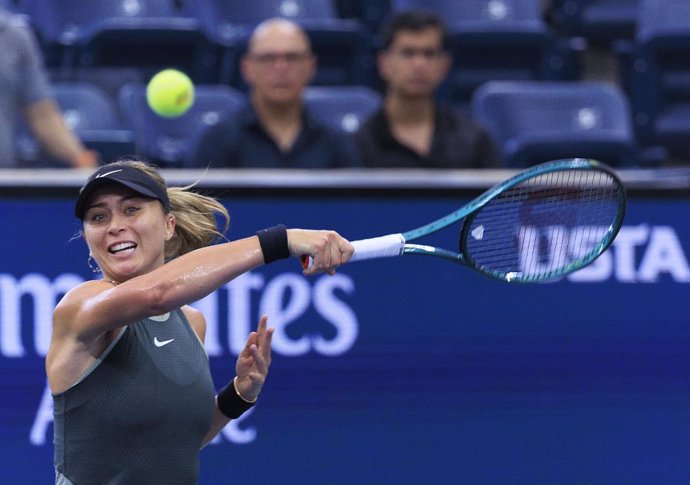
[333,0,391,33]
[15,82,135,167]
[550,0,639,46]
[118,83,246,167]
[49,67,146,105]
[20,0,216,81]
[471,80,640,167]
[390,0,580,110]
[0,0,21,14]
[303,85,381,134]
[186,0,375,88]
[615,0,690,160]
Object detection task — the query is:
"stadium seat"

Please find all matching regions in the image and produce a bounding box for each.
[118,83,246,167]
[390,0,581,110]
[0,0,21,14]
[549,0,639,46]
[15,82,135,167]
[303,85,382,134]
[614,0,690,160]
[333,0,391,33]
[471,80,640,167]
[19,0,216,82]
[186,0,375,88]
[49,67,146,106]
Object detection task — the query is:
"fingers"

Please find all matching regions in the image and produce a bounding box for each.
[256,315,273,359]
[293,230,353,276]
[237,315,273,373]
[234,315,276,401]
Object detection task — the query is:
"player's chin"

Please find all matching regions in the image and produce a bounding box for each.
[107,260,145,281]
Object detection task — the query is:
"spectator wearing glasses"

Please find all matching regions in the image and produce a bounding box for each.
[354,10,498,168]
[187,18,360,168]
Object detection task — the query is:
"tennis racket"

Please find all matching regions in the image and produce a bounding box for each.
[302,158,626,283]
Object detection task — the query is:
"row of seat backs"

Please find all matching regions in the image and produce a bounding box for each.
[472,80,644,167]
[0,0,644,46]
[18,80,647,169]
[549,0,639,47]
[16,83,382,168]
[2,0,581,109]
[546,0,690,160]
[8,0,688,164]
[612,0,690,159]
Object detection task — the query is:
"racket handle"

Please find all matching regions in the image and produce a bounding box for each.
[350,233,406,262]
[299,233,405,269]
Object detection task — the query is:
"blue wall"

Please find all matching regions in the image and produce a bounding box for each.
[2,194,690,484]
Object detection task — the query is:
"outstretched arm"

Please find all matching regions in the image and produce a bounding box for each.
[57,228,353,341]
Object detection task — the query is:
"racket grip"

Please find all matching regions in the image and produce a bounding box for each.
[299,233,406,270]
[299,234,405,269]
[350,233,406,262]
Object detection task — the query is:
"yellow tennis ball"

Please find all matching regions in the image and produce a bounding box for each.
[146,69,195,117]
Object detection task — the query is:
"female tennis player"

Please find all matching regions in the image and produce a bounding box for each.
[46,159,353,484]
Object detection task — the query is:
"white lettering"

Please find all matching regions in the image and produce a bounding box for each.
[312,275,358,356]
[226,272,265,355]
[30,381,53,445]
[612,225,649,282]
[515,224,690,283]
[0,273,83,357]
[568,226,613,282]
[0,270,359,360]
[568,252,612,282]
[260,274,311,356]
[638,226,690,282]
[518,226,605,275]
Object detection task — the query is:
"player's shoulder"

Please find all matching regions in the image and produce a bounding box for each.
[53,280,114,321]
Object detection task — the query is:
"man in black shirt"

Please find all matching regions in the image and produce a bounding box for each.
[354,11,498,168]
[187,18,360,169]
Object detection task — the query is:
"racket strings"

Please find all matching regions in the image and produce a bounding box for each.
[464,169,622,280]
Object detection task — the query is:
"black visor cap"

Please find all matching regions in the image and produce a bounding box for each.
[74,164,170,219]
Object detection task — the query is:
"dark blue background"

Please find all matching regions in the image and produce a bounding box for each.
[1,194,689,484]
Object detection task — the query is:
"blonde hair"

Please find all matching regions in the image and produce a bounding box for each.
[113,159,230,259]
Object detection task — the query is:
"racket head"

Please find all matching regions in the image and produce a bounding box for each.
[459,158,626,283]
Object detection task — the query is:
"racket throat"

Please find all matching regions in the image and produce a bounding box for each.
[403,244,465,263]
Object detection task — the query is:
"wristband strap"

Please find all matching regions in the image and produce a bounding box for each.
[256,224,290,264]
[216,377,256,419]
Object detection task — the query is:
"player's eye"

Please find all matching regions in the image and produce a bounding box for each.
[86,212,106,224]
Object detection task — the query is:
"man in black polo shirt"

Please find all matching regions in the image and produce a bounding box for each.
[187,18,360,169]
[354,10,498,169]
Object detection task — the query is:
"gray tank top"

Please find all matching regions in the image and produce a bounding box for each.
[53,309,216,485]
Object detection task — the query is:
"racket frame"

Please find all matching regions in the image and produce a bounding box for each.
[397,158,626,281]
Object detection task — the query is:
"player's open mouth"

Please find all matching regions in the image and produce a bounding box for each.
[108,242,137,254]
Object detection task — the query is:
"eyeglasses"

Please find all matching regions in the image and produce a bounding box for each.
[388,47,446,61]
[247,51,312,66]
